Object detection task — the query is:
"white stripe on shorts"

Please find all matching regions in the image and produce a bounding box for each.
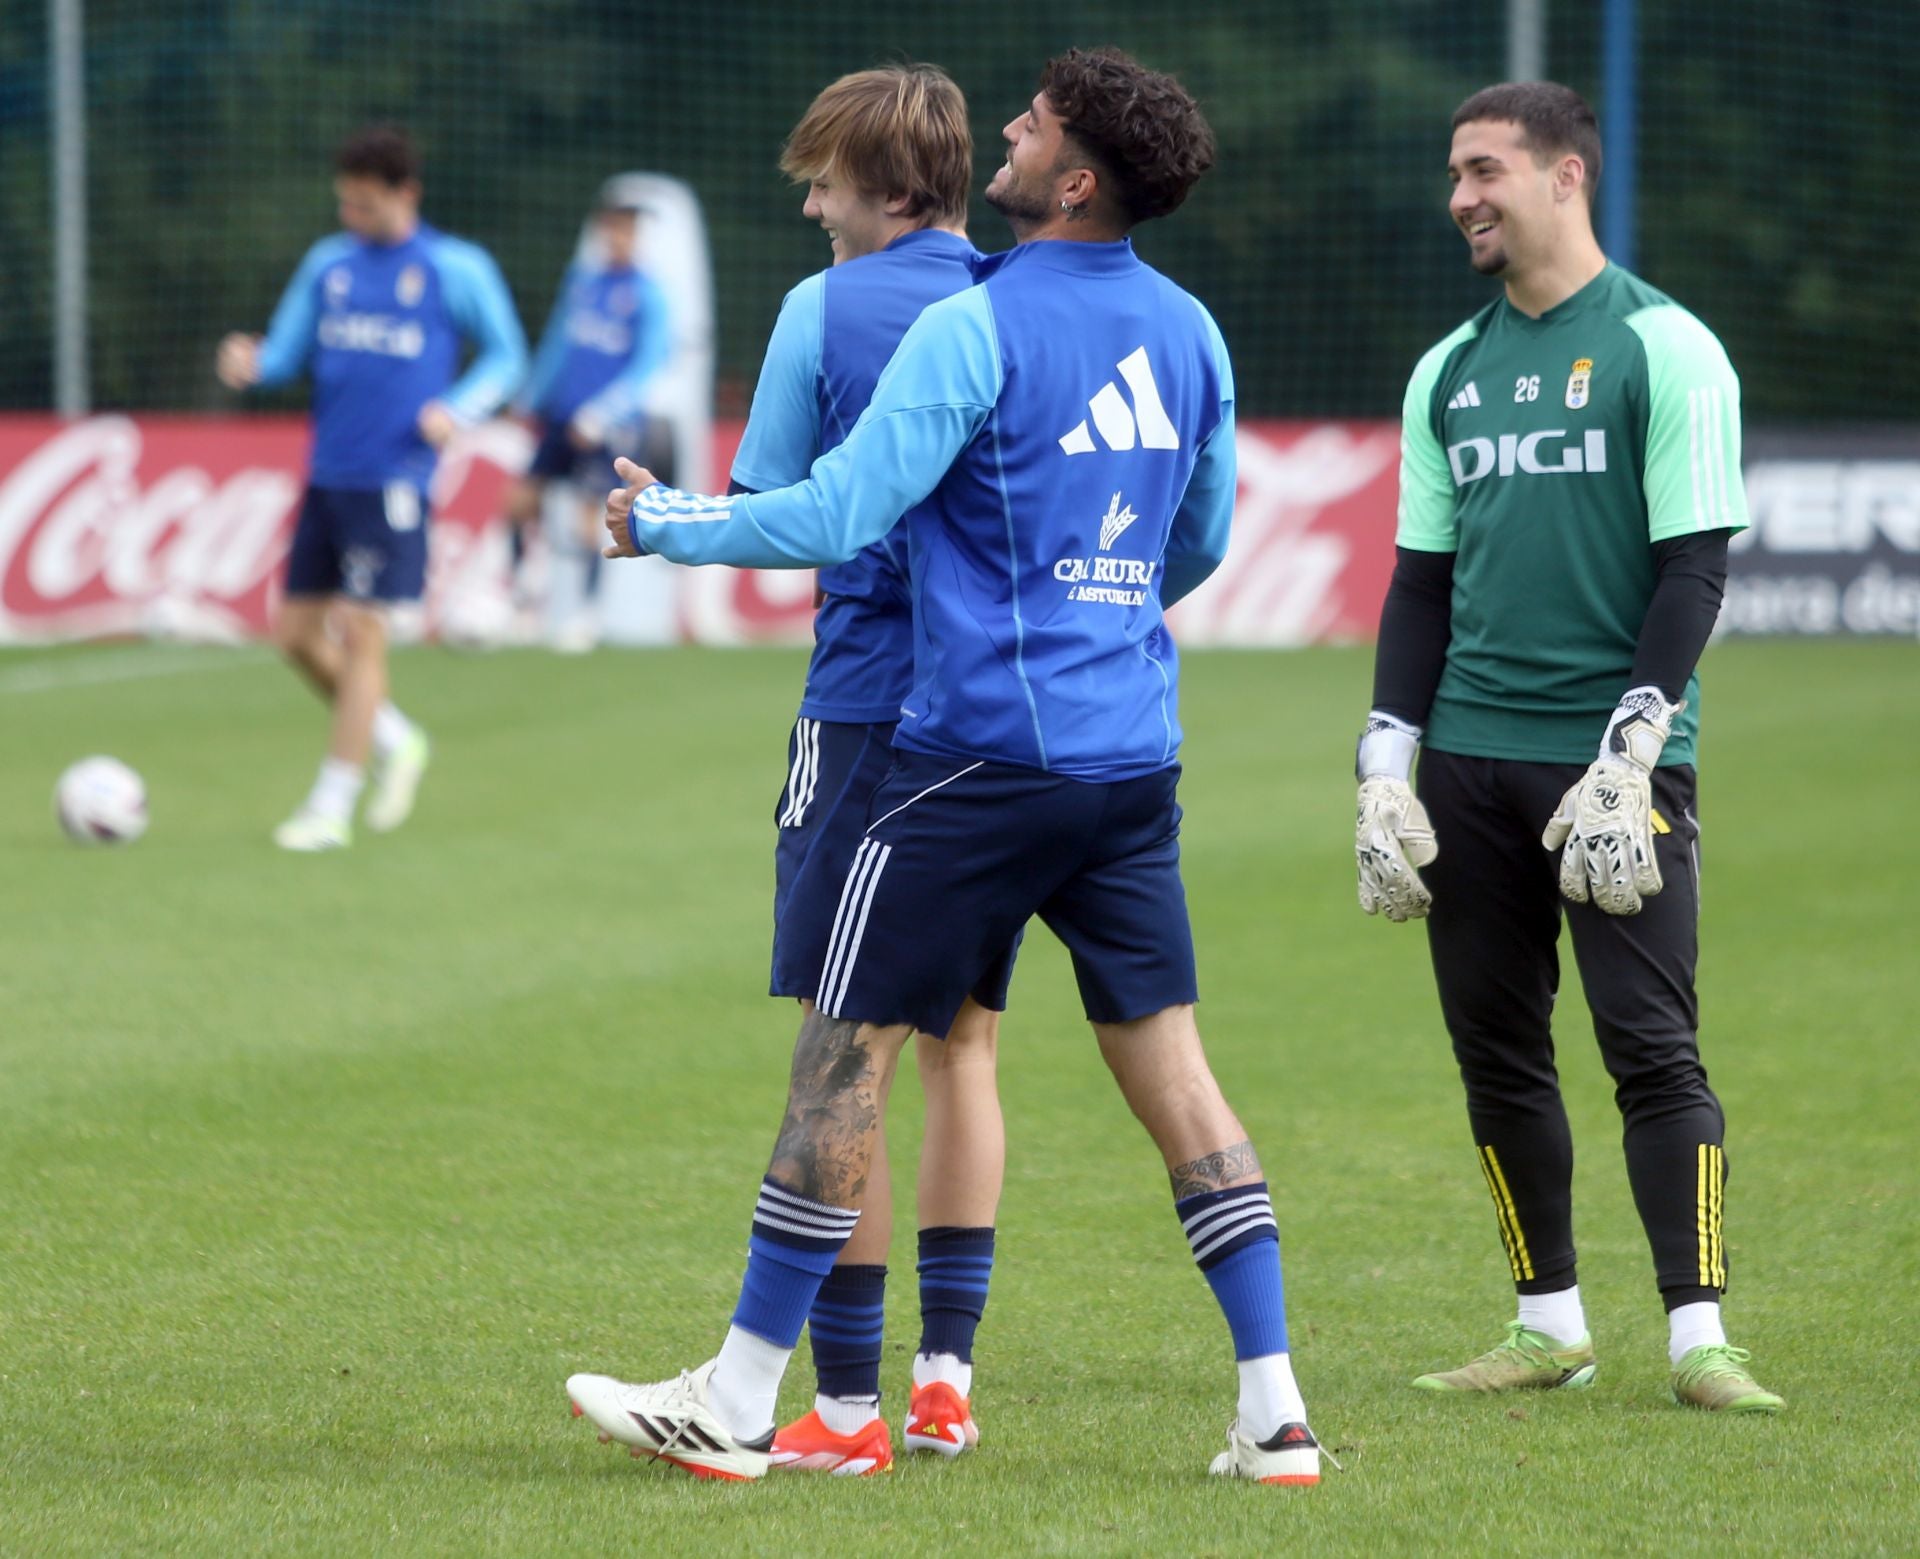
[779,719,820,828]
[798,719,822,822]
[817,838,882,1010]
[865,760,984,834]
[817,838,892,1016]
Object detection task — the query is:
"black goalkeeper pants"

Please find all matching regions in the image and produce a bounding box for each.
[1415,748,1727,1309]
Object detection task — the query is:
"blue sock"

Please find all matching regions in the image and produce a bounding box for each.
[732,1177,862,1348]
[807,1264,887,1400]
[1176,1182,1289,1358]
[916,1226,995,1362]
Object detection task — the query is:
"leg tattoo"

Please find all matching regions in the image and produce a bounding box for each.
[769,1009,883,1208]
[1169,1139,1262,1199]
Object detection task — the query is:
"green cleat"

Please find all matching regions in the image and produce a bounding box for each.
[365,728,431,834]
[1670,1344,1784,1414]
[1412,1321,1597,1393]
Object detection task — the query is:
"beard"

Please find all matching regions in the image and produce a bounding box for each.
[1469,244,1511,276]
[985,164,1053,230]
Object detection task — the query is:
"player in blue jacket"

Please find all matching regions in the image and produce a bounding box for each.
[568,50,1322,1487]
[216,126,527,849]
[506,178,673,646]
[724,65,1005,1477]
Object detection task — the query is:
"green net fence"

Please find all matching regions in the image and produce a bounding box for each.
[0,0,1913,422]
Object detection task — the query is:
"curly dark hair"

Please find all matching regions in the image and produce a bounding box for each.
[334,124,420,188]
[1039,47,1215,225]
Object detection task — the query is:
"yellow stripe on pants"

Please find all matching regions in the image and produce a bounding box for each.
[1704,1136,1720,1282]
[1479,1145,1534,1282]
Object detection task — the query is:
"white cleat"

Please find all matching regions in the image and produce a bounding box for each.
[566,1358,772,1482]
[272,810,351,852]
[364,730,430,834]
[1208,1420,1322,1485]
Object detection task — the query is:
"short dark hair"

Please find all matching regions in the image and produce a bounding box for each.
[1039,47,1215,225]
[1452,81,1601,200]
[334,125,420,187]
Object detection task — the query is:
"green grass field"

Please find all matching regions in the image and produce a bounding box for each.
[2,639,1915,1556]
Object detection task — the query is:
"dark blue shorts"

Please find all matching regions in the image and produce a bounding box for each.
[284,483,429,603]
[772,719,1017,1020]
[526,419,618,489]
[801,748,1197,1039]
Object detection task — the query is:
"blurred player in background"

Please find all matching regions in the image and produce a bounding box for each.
[573,48,1324,1486]
[1353,82,1781,1412]
[507,180,674,651]
[726,64,1001,1478]
[217,125,526,849]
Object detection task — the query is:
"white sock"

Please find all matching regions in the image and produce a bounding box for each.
[1517,1285,1587,1345]
[708,1325,792,1443]
[305,758,363,823]
[1668,1301,1727,1366]
[1236,1353,1307,1442]
[814,1393,881,1435]
[371,702,417,758]
[912,1351,972,1397]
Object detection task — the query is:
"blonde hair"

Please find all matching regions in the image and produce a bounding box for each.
[779,65,971,226]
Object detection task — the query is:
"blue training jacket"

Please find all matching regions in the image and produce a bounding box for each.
[629,237,1236,782]
[254,222,527,491]
[731,228,980,724]
[517,260,672,437]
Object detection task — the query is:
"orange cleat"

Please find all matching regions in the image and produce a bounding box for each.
[902,1380,978,1457]
[769,1408,894,1476]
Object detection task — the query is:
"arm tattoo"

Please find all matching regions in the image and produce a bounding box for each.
[767,1008,881,1208]
[1168,1140,1262,1199]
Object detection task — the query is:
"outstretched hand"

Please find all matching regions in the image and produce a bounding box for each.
[603,456,659,558]
[215,333,262,390]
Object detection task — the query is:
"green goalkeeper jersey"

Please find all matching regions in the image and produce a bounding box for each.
[1397,263,1748,767]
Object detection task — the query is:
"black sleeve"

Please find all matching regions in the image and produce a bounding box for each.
[1630,529,1732,701]
[1370,546,1456,725]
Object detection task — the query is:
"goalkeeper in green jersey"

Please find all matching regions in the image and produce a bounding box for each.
[1354,81,1781,1413]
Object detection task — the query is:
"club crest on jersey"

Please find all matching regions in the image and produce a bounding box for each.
[1565,357,1594,410]
[396,264,426,307]
[324,266,352,306]
[1098,491,1140,550]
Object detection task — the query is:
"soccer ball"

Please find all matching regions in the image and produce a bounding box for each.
[54,756,149,845]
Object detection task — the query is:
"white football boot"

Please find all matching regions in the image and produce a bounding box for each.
[272,809,351,852]
[363,729,430,833]
[1208,1419,1322,1485]
[567,1358,773,1482]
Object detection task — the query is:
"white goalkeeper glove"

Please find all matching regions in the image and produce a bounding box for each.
[1541,686,1684,916]
[1355,712,1438,922]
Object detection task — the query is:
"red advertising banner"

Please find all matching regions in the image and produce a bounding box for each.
[0,414,1400,647]
[0,415,527,643]
[674,417,1403,646]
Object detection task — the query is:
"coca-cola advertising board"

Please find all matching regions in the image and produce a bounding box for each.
[0,413,1405,647]
[0,416,525,643]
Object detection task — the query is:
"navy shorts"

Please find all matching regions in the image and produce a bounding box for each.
[801,748,1197,1039]
[284,483,429,603]
[772,719,1017,1021]
[526,419,618,490]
